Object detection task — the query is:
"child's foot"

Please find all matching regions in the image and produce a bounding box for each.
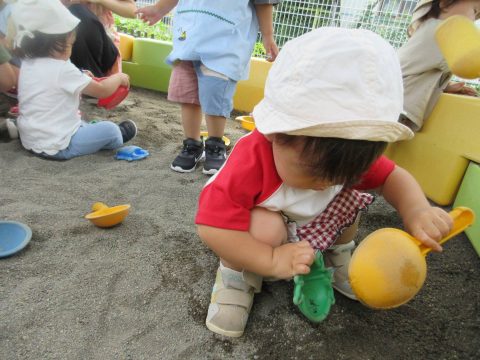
[206,264,262,337]
[324,240,357,300]
[170,138,204,173]
[6,118,18,139]
[203,137,227,175]
[119,120,137,143]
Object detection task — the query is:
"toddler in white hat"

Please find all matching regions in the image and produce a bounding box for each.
[11,0,137,159]
[399,0,479,130]
[195,27,453,337]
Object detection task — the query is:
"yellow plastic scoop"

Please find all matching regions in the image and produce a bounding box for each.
[349,207,474,309]
[435,15,480,79]
[85,202,131,228]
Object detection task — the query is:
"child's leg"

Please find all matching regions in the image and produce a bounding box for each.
[48,121,123,160]
[207,208,286,337]
[324,214,361,300]
[181,103,202,141]
[170,103,204,172]
[195,63,237,175]
[205,115,226,138]
[168,61,205,172]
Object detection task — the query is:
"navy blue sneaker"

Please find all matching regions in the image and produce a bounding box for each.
[203,137,227,175]
[170,138,205,173]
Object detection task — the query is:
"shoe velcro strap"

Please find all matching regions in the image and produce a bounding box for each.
[216,289,253,309]
[243,272,262,293]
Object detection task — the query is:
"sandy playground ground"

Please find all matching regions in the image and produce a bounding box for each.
[0,88,479,359]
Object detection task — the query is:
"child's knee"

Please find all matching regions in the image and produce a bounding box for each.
[249,207,287,247]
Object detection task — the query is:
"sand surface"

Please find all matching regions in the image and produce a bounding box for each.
[1,88,479,359]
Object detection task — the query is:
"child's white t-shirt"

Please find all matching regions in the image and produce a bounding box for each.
[17,58,91,155]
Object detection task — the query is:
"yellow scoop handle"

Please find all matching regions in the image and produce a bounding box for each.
[91,202,109,212]
[417,207,475,256]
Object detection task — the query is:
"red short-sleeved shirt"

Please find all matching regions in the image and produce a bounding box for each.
[195,130,395,231]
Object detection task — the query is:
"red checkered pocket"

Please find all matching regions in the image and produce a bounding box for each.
[296,189,374,251]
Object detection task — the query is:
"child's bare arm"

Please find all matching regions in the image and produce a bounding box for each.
[255,4,279,61]
[0,62,16,92]
[136,0,178,25]
[379,166,453,251]
[197,225,314,278]
[90,0,137,19]
[82,73,129,99]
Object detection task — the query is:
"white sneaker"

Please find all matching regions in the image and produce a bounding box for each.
[206,263,262,337]
[6,118,18,139]
[324,240,357,300]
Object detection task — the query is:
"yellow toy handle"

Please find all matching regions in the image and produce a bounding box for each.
[91,202,108,212]
[417,207,475,255]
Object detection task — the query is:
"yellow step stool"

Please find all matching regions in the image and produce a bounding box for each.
[385,94,480,205]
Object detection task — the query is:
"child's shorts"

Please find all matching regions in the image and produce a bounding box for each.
[167,60,237,118]
[285,189,375,251]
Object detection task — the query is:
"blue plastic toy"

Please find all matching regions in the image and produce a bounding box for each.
[293,252,335,322]
[0,221,32,258]
[115,146,149,161]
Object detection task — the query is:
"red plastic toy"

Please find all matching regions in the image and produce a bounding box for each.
[94,77,129,110]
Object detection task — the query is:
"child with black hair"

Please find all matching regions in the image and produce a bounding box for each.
[195,28,453,338]
[11,0,136,160]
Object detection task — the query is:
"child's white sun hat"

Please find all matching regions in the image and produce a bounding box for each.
[252,27,414,142]
[10,0,80,47]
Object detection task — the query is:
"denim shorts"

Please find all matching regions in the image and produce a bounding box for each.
[167,60,237,118]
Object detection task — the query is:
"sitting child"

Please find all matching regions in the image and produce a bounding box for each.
[0,0,19,106]
[398,0,479,131]
[11,0,136,160]
[195,27,453,338]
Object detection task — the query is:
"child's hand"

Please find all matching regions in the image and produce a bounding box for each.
[271,241,315,278]
[115,73,130,88]
[136,5,165,26]
[403,207,453,252]
[444,82,478,97]
[263,35,279,62]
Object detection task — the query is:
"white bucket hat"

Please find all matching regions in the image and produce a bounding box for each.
[253,27,413,142]
[10,0,80,47]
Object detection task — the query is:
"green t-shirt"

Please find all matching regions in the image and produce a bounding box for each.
[0,44,11,65]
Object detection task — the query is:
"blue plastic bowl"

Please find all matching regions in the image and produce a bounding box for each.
[0,221,32,258]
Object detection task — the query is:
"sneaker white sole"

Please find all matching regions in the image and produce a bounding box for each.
[206,321,244,338]
[170,152,205,173]
[202,167,219,175]
[170,164,198,173]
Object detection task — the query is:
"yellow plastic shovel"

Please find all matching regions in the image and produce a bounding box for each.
[348,207,474,309]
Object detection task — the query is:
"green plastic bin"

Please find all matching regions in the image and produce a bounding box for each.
[454,161,480,256]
